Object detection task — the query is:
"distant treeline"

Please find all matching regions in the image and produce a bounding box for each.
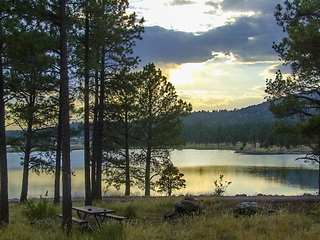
[182,102,306,149]
[6,102,307,150]
[182,121,306,149]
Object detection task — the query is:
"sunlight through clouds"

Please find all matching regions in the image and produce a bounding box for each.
[155,51,275,111]
[130,0,288,110]
[211,69,227,76]
[129,0,256,33]
[169,62,205,85]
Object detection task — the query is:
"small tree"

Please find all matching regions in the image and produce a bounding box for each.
[156,164,186,196]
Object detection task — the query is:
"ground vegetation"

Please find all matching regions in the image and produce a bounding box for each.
[1,197,320,239]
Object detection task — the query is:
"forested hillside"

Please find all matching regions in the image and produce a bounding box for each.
[6,101,303,150]
[182,102,302,148]
[184,102,274,126]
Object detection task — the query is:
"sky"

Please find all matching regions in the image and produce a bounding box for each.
[128,0,290,111]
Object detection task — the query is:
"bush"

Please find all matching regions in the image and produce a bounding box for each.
[124,204,137,218]
[22,198,57,221]
[213,174,232,196]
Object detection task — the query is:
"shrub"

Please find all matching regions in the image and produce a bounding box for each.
[124,204,137,218]
[213,174,232,196]
[22,198,57,221]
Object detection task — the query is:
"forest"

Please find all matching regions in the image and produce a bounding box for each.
[182,102,307,150]
[0,0,192,229]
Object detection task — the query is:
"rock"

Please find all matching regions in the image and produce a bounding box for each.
[184,196,196,202]
[163,211,179,220]
[164,197,202,219]
[233,202,262,217]
[175,200,201,215]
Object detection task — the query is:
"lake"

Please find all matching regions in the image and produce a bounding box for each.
[7,149,318,199]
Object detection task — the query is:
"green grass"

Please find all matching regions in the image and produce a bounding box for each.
[1,197,320,239]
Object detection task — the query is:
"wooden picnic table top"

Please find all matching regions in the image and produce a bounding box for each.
[72,206,115,215]
[72,206,116,227]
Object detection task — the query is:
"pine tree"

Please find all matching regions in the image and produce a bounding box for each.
[136,64,192,196]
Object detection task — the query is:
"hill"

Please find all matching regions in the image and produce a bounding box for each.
[183,101,274,127]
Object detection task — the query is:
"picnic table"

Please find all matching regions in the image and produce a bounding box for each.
[72,206,115,227]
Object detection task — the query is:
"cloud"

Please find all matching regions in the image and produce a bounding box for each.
[265,63,291,76]
[135,12,285,66]
[220,0,280,13]
[150,51,277,111]
[204,1,219,8]
[129,0,256,33]
[167,0,197,6]
[176,89,266,111]
[134,26,213,65]
[130,0,289,110]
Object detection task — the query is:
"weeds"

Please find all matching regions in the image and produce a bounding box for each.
[22,197,57,221]
[213,174,232,196]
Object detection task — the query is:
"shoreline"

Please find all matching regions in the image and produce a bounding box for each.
[184,143,312,155]
[9,193,320,203]
[7,144,312,155]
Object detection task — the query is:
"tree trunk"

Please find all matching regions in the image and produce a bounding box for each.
[20,102,34,203]
[0,18,9,224]
[318,157,320,195]
[59,0,72,233]
[84,9,91,206]
[20,128,32,202]
[54,111,62,204]
[91,70,99,200]
[96,50,105,200]
[125,112,130,196]
[318,139,320,196]
[145,144,151,196]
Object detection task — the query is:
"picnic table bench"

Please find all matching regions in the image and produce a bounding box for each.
[58,214,88,226]
[104,213,127,221]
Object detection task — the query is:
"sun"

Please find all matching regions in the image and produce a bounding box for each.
[169,62,205,85]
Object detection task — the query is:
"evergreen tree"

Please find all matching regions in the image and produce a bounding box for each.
[156,164,186,196]
[136,64,192,196]
[103,71,141,196]
[0,1,9,226]
[75,0,144,200]
[5,21,59,202]
[59,0,72,233]
[266,0,320,194]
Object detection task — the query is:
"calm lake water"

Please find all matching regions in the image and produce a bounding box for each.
[7,149,318,199]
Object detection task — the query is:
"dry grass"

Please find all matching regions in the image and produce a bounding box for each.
[1,197,320,240]
[184,143,312,154]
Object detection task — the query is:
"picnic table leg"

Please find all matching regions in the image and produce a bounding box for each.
[76,210,88,220]
[94,213,108,227]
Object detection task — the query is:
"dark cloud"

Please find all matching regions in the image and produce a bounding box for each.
[134,13,286,66]
[134,26,213,65]
[220,0,280,14]
[167,0,196,6]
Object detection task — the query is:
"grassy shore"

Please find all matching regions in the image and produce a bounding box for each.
[184,143,312,155]
[1,196,320,239]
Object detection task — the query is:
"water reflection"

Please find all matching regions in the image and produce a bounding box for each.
[177,166,318,196]
[8,165,318,199]
[7,149,319,198]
